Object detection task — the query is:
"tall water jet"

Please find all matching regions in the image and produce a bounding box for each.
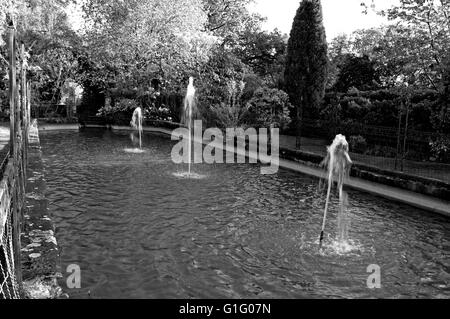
[130,107,143,149]
[183,77,196,177]
[319,134,352,248]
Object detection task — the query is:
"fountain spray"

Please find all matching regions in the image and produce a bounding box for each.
[184,77,196,177]
[319,135,352,249]
[131,107,143,149]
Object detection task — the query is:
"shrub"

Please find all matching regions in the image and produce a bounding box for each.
[137,88,159,110]
[97,98,138,117]
[364,145,398,158]
[429,136,450,163]
[144,105,172,122]
[96,98,139,125]
[246,87,293,129]
[208,80,249,129]
[349,135,367,154]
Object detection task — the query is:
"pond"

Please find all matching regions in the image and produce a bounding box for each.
[40,129,450,299]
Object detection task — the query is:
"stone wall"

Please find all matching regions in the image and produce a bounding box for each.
[20,128,62,299]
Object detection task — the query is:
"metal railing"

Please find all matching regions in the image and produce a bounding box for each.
[290,119,450,183]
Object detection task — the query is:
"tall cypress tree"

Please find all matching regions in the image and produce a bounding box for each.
[284,0,328,149]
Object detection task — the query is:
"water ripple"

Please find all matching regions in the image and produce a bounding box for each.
[39,130,450,299]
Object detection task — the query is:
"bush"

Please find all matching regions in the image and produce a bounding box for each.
[430,136,450,163]
[364,145,398,158]
[208,80,249,129]
[43,117,79,124]
[144,105,172,122]
[349,135,367,154]
[97,98,138,117]
[323,89,443,130]
[96,98,139,125]
[246,87,293,129]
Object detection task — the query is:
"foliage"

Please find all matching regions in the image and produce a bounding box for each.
[82,0,216,91]
[138,88,174,122]
[320,94,341,138]
[321,89,445,131]
[233,28,287,86]
[434,55,450,133]
[364,145,398,158]
[144,106,172,122]
[204,0,264,46]
[43,117,79,124]
[429,136,450,163]
[348,135,368,154]
[284,0,328,146]
[96,98,138,117]
[208,80,249,129]
[360,0,450,90]
[137,88,160,111]
[1,0,82,109]
[333,54,380,92]
[246,87,293,129]
[0,0,26,45]
[196,48,251,125]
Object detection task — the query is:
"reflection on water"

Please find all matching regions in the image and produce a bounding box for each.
[124,148,146,154]
[40,129,450,299]
[172,172,208,180]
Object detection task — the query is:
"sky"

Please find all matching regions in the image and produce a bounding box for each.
[249,0,398,40]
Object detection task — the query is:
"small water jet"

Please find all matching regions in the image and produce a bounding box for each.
[183,77,196,178]
[28,119,39,141]
[130,107,143,149]
[319,134,353,249]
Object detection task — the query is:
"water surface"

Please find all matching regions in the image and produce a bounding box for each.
[40,129,450,299]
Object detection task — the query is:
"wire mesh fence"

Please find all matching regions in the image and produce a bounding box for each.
[0,25,31,299]
[0,184,20,299]
[282,118,450,183]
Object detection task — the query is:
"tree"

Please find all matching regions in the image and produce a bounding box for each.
[82,0,217,92]
[246,87,293,129]
[327,34,350,89]
[361,0,450,90]
[0,0,26,46]
[1,0,80,106]
[434,55,450,133]
[334,54,379,92]
[284,0,328,148]
[233,28,287,86]
[204,0,264,46]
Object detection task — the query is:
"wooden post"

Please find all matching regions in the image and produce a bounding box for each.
[402,96,410,172]
[21,43,27,173]
[8,26,16,156]
[8,25,23,295]
[27,81,31,135]
[395,103,403,171]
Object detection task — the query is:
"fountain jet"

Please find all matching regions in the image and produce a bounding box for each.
[130,107,143,149]
[319,134,352,248]
[183,77,196,177]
